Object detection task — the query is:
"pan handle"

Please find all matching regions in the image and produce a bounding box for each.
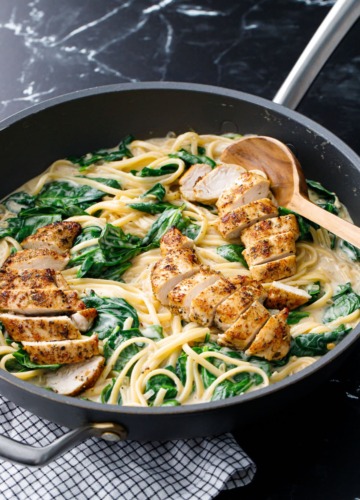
[0,422,127,467]
[273,0,360,109]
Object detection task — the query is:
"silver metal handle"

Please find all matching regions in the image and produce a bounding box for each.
[273,0,360,109]
[0,422,127,467]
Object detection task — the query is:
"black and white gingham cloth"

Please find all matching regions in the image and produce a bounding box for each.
[0,395,255,500]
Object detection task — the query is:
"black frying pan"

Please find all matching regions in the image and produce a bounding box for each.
[0,1,359,466]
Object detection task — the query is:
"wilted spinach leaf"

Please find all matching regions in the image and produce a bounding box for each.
[68,134,134,170]
[287,311,310,325]
[3,192,35,213]
[131,164,178,177]
[141,183,166,201]
[169,148,216,168]
[290,324,351,357]
[216,244,248,268]
[323,283,360,323]
[128,201,177,215]
[145,369,177,403]
[82,291,139,340]
[340,240,360,262]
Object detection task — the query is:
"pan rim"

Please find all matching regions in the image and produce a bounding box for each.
[0,80,359,165]
[0,81,359,416]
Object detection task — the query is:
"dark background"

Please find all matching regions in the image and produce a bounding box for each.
[0,1,359,498]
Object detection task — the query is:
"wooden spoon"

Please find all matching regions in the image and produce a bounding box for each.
[221,135,360,248]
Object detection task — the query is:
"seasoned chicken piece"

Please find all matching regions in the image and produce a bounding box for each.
[250,255,297,282]
[179,163,212,201]
[193,164,246,204]
[71,308,98,332]
[189,277,237,326]
[151,248,199,305]
[160,227,194,256]
[243,231,296,267]
[0,289,84,315]
[3,248,70,272]
[22,334,99,365]
[245,309,290,360]
[45,356,105,396]
[241,214,300,247]
[216,172,270,215]
[0,269,69,290]
[21,221,82,254]
[214,280,267,331]
[264,282,311,310]
[0,313,82,342]
[216,198,278,240]
[168,267,220,321]
[218,301,270,350]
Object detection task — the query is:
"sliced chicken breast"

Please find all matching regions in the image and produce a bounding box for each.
[45,355,105,396]
[160,227,194,256]
[216,198,278,240]
[189,277,237,326]
[0,313,82,342]
[216,172,270,215]
[151,248,200,305]
[241,214,300,247]
[193,164,246,204]
[0,289,84,315]
[217,300,270,350]
[179,163,213,201]
[168,267,220,321]
[22,334,99,365]
[214,280,267,331]
[242,231,296,267]
[3,248,70,272]
[0,269,69,290]
[21,221,82,254]
[264,282,311,310]
[245,309,290,360]
[250,255,297,282]
[71,308,98,332]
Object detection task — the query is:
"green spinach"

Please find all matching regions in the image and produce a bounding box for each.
[323,283,360,323]
[131,164,178,177]
[216,244,248,268]
[168,148,216,168]
[141,183,166,201]
[290,324,351,357]
[82,291,139,340]
[287,311,310,325]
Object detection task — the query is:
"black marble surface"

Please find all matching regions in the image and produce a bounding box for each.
[0,1,359,498]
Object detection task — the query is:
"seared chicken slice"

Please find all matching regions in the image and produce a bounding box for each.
[250,255,297,282]
[151,248,199,305]
[179,163,212,201]
[0,269,69,290]
[193,164,246,204]
[245,308,290,360]
[214,280,267,331]
[160,227,194,256]
[0,313,82,342]
[241,214,300,247]
[189,277,237,326]
[3,248,70,272]
[22,334,99,365]
[216,198,278,240]
[21,221,82,254]
[45,356,105,396]
[265,282,311,310]
[217,300,270,350]
[168,266,220,321]
[0,289,84,315]
[243,231,296,267]
[71,308,98,332]
[216,172,270,214]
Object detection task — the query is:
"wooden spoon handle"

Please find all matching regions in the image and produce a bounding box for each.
[288,194,360,248]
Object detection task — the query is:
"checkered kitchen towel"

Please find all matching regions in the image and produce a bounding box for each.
[0,395,256,500]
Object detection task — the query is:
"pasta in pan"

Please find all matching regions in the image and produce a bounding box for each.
[0,131,359,407]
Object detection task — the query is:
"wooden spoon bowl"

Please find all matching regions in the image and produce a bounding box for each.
[221,135,360,248]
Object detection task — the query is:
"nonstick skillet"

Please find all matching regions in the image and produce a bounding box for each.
[0,0,359,465]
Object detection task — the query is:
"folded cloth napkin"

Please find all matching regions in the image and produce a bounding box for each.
[0,394,256,500]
